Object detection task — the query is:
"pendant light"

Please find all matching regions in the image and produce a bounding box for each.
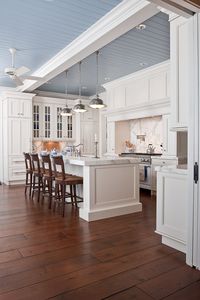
[73,61,87,113]
[60,70,72,116]
[89,51,106,109]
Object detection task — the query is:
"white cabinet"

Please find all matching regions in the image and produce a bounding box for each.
[170,16,193,130]
[1,92,34,185]
[107,121,115,154]
[80,108,99,155]
[33,102,75,141]
[151,157,178,193]
[81,122,97,155]
[156,169,187,253]
[8,98,31,118]
[162,114,177,157]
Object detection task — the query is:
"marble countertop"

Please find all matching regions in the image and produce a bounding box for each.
[63,156,140,166]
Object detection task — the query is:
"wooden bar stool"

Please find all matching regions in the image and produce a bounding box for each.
[41,154,54,209]
[52,156,83,217]
[31,153,43,202]
[23,152,33,197]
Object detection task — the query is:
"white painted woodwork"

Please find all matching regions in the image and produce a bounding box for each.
[33,96,76,142]
[103,61,170,113]
[107,121,115,154]
[63,156,141,221]
[81,122,97,155]
[156,168,188,253]
[0,92,34,185]
[170,16,193,130]
[149,72,167,101]
[126,78,148,107]
[151,157,178,192]
[162,114,177,157]
[80,107,99,155]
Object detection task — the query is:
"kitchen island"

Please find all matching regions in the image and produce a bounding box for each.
[63,156,142,221]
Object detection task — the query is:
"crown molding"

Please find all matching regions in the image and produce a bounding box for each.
[1,91,36,100]
[103,60,170,90]
[34,90,89,100]
[18,0,159,92]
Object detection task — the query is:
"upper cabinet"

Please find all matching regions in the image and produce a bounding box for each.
[33,98,75,141]
[103,61,170,112]
[170,16,193,130]
[8,98,32,118]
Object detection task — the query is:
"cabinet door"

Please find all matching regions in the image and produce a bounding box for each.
[8,99,21,118]
[107,122,115,154]
[156,172,187,243]
[21,100,31,118]
[43,105,51,139]
[33,104,40,139]
[55,106,64,139]
[21,119,32,153]
[8,118,21,155]
[81,122,96,155]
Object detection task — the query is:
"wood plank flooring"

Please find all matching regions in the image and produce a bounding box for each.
[0,185,199,299]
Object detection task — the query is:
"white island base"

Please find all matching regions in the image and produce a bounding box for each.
[64,157,142,222]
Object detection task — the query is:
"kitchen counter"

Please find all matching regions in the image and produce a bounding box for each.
[120,152,162,156]
[63,156,140,166]
[64,156,141,221]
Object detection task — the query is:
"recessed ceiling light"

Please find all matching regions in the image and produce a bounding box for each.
[104,77,110,81]
[139,62,148,67]
[136,24,146,30]
[82,86,87,89]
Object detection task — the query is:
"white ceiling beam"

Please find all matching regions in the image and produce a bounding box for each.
[19,0,159,92]
[149,0,197,17]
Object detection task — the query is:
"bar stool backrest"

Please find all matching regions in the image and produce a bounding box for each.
[41,154,52,176]
[23,152,32,171]
[31,153,41,173]
[52,156,65,180]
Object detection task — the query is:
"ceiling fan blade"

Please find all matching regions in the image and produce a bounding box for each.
[15,66,30,76]
[11,75,24,86]
[22,75,42,81]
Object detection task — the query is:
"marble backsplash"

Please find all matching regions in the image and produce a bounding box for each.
[130,116,163,153]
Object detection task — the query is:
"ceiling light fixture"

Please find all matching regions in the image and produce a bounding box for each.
[60,70,72,116]
[89,51,106,109]
[73,62,87,113]
[136,24,146,30]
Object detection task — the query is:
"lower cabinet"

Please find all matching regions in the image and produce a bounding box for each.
[156,169,187,253]
[151,157,178,192]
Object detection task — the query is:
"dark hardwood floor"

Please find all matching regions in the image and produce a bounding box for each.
[0,185,200,299]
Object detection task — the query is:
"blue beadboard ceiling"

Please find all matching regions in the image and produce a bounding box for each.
[38,12,170,96]
[0,1,170,96]
[0,0,122,88]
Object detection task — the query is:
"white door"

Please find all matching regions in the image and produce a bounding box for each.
[8,99,21,118]
[21,100,31,118]
[81,122,96,155]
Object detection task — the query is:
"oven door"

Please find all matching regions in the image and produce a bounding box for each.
[139,164,151,190]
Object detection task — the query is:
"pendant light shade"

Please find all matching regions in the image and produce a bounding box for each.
[60,70,72,116]
[60,105,72,116]
[89,51,106,109]
[89,95,105,109]
[73,62,87,113]
[73,100,87,113]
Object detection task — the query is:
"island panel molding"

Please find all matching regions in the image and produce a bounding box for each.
[64,156,141,222]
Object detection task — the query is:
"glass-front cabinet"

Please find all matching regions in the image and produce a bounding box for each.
[33,102,74,141]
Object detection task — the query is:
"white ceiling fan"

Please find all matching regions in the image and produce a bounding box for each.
[0,48,43,86]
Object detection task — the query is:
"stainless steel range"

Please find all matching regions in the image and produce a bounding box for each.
[120,153,161,190]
